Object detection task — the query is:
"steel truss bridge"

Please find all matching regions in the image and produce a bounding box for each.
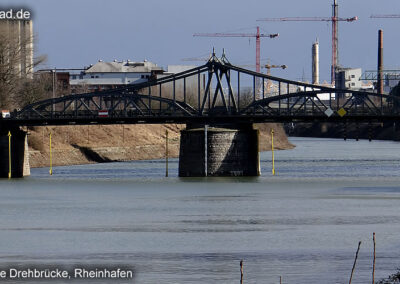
[3,52,400,128]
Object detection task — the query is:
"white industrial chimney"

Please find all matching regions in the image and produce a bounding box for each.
[312,40,319,85]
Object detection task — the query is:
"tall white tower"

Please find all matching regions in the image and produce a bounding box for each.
[0,19,34,78]
[312,40,319,85]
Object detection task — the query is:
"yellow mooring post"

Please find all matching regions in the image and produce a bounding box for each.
[372,232,376,284]
[165,130,169,177]
[271,128,275,175]
[49,132,53,175]
[8,131,11,179]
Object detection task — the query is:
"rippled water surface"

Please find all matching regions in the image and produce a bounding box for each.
[1,137,400,283]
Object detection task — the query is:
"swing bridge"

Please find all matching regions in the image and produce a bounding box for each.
[1,52,399,178]
[1,52,399,128]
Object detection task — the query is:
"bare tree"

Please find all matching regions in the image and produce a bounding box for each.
[71,82,89,95]
[13,72,52,107]
[238,87,255,108]
[0,21,46,109]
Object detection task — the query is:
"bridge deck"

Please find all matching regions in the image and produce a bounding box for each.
[2,53,400,128]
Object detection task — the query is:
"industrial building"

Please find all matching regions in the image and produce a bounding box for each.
[163,65,196,75]
[69,60,164,92]
[39,61,198,98]
[0,19,33,78]
[385,74,400,93]
[335,67,362,90]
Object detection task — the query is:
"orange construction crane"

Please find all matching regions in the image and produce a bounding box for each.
[257,0,357,85]
[193,27,278,75]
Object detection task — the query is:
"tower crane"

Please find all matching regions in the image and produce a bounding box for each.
[181,56,209,62]
[193,27,278,75]
[237,63,287,95]
[371,14,400,19]
[257,0,358,85]
[265,63,287,94]
[265,64,287,73]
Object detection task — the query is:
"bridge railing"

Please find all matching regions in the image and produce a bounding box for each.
[9,54,400,124]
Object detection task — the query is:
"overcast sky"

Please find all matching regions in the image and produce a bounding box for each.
[2,0,400,82]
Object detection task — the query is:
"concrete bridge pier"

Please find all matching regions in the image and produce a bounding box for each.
[179,123,260,177]
[0,128,30,178]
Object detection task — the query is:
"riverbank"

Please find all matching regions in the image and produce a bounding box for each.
[288,122,400,141]
[27,123,293,168]
[378,272,400,284]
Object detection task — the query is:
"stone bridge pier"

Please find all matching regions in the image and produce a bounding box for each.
[0,128,30,178]
[179,123,260,177]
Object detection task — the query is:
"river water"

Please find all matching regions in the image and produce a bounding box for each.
[1,137,400,283]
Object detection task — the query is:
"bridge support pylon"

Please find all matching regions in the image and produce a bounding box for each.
[179,123,260,177]
[0,128,30,178]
